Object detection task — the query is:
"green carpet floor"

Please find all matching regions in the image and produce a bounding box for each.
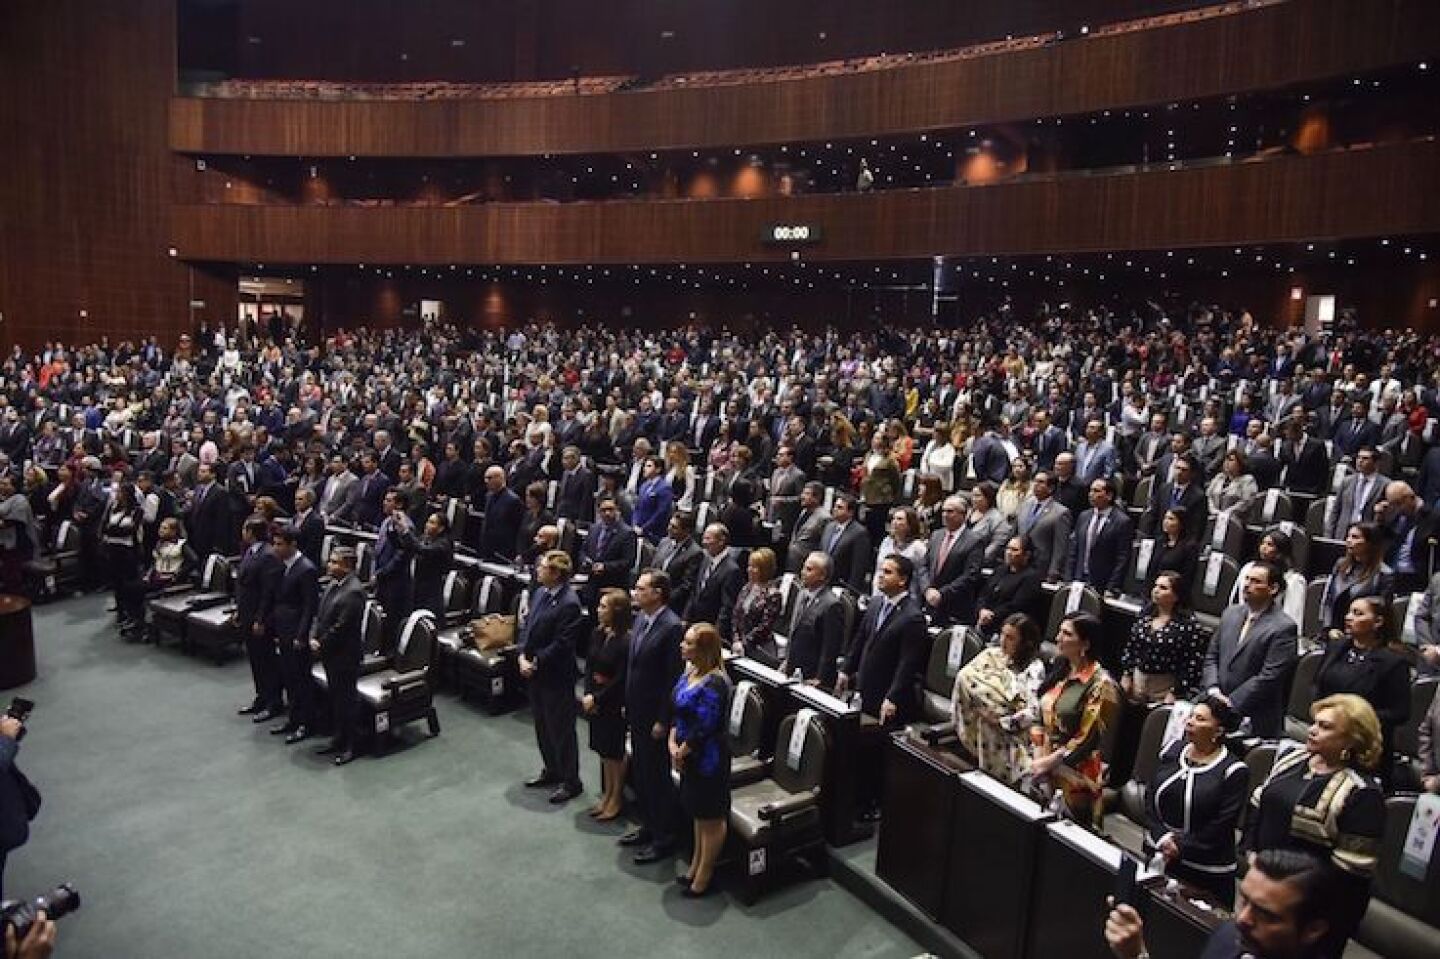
[5,594,923,959]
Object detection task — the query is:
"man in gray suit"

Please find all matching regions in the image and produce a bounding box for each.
[318,455,359,520]
[1073,419,1119,486]
[766,444,807,537]
[308,546,368,765]
[787,482,829,573]
[1324,446,1388,538]
[651,512,701,615]
[1201,561,1299,738]
[1191,417,1228,480]
[1017,471,1074,582]
[779,552,846,688]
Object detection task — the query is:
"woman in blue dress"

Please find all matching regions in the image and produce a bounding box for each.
[670,622,732,898]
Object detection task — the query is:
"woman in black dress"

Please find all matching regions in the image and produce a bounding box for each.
[582,589,630,822]
[1312,596,1412,787]
[1245,693,1386,955]
[1144,693,1249,901]
[1120,570,1208,704]
[410,512,454,618]
[1145,509,1199,599]
[670,622,732,897]
[516,481,554,566]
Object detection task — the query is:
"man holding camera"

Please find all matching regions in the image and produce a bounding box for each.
[0,713,39,904]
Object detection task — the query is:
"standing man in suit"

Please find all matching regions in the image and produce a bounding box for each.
[622,570,685,864]
[1277,416,1329,495]
[234,516,284,724]
[582,495,638,602]
[924,495,986,624]
[1018,471,1075,581]
[268,526,319,745]
[838,554,927,724]
[631,456,674,543]
[1051,452,1088,515]
[310,547,367,765]
[1201,562,1298,738]
[289,488,325,568]
[1030,409,1068,472]
[479,465,523,562]
[185,462,231,561]
[1324,447,1388,538]
[555,446,595,523]
[821,493,872,593]
[766,444,806,537]
[1333,400,1380,461]
[371,491,415,655]
[318,455,358,519]
[1065,478,1135,595]
[347,452,391,529]
[1139,456,1207,541]
[1192,417,1228,480]
[684,523,742,641]
[652,512,701,615]
[518,550,586,804]
[1074,419,1120,487]
[787,482,829,573]
[781,552,846,688]
[1131,413,1170,481]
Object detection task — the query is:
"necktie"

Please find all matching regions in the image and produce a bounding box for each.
[698,559,713,594]
[1026,500,1041,531]
[824,524,841,555]
[1171,486,1182,507]
[792,591,813,632]
[935,530,956,571]
[1238,611,1256,648]
[1083,513,1105,580]
[1352,478,1370,523]
[874,599,893,633]
[593,524,609,556]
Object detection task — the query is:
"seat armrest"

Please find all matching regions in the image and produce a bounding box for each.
[359,653,391,675]
[919,722,959,748]
[152,583,195,599]
[758,787,820,822]
[382,669,428,691]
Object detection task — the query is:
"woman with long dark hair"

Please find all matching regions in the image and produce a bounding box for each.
[1030,612,1121,822]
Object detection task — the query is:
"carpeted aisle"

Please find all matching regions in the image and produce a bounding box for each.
[5,594,923,959]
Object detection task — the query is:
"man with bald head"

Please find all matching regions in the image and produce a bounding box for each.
[1376,480,1435,591]
[479,465,523,562]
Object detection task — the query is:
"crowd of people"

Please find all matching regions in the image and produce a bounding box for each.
[0,300,1438,944]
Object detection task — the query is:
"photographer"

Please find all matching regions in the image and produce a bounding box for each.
[0,713,40,904]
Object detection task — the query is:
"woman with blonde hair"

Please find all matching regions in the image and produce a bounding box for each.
[670,623,732,897]
[664,441,696,514]
[1245,693,1385,953]
[582,589,631,821]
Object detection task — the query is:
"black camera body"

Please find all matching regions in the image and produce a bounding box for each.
[0,883,80,941]
[3,699,31,742]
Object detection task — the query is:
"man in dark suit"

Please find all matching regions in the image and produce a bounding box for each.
[923,495,986,624]
[0,710,40,902]
[234,517,285,723]
[652,512,701,614]
[766,444,807,537]
[1017,472,1075,581]
[371,491,414,655]
[1065,478,1135,595]
[838,554,928,727]
[226,444,262,525]
[820,493,872,593]
[1277,417,1330,495]
[621,570,685,864]
[1139,456,1207,541]
[1332,400,1380,461]
[518,550,586,804]
[582,495,638,603]
[373,430,403,483]
[309,547,367,765]
[185,462,232,561]
[1030,410,1068,472]
[1201,562,1299,738]
[780,551,846,688]
[976,537,1045,638]
[347,452,392,529]
[1051,453,1088,515]
[479,465,523,562]
[684,523,742,640]
[289,488,326,568]
[555,446,595,523]
[268,526,319,744]
[786,482,830,573]
[1377,481,1437,592]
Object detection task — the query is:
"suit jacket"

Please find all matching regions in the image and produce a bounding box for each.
[684,550,742,640]
[1131,432,1169,477]
[927,526,986,622]
[978,565,1045,630]
[1032,426,1068,472]
[1074,439,1119,485]
[520,583,583,686]
[969,434,1011,485]
[787,506,829,573]
[581,520,637,592]
[349,471,392,529]
[625,606,684,728]
[821,520,872,593]
[1333,416,1380,458]
[0,736,39,854]
[1017,495,1074,579]
[1277,436,1329,494]
[1065,508,1135,593]
[184,481,232,559]
[843,593,928,723]
[1325,472,1389,538]
[1053,477,1088,516]
[289,509,326,567]
[272,555,319,643]
[234,543,282,631]
[766,465,806,535]
[1248,452,1282,492]
[556,467,595,522]
[318,470,359,518]
[1419,679,1440,778]
[1140,482,1207,541]
[480,487,524,561]
[653,536,701,614]
[1191,434,1227,480]
[1201,603,1298,738]
[311,573,367,665]
[783,587,845,687]
[631,475,674,542]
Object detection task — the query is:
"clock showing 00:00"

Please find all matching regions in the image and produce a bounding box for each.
[766,224,821,244]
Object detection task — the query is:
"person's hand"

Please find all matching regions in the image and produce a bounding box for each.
[1104,899,1146,959]
[6,912,56,959]
[0,716,21,741]
[879,699,897,724]
[581,694,595,715]
[309,639,321,654]
[924,588,942,608]
[1031,750,1061,778]
[834,673,850,696]
[518,655,534,678]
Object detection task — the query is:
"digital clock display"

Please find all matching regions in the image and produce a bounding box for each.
[764,223,822,245]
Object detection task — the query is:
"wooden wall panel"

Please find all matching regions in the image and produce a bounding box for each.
[170,141,1440,265]
[170,0,1440,157]
[0,0,194,350]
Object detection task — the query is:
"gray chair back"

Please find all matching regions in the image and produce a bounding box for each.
[1191,552,1240,619]
[1118,704,1173,823]
[771,711,827,795]
[1202,512,1245,559]
[1302,578,1329,637]
[360,600,385,653]
[1284,651,1325,740]
[1304,497,1331,538]
[395,610,436,672]
[1046,582,1101,642]
[1237,743,1278,832]
[1394,679,1437,759]
[473,574,504,615]
[1250,489,1293,525]
[725,680,765,759]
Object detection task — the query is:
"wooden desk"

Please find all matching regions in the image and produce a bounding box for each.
[0,595,36,689]
[876,734,968,919]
